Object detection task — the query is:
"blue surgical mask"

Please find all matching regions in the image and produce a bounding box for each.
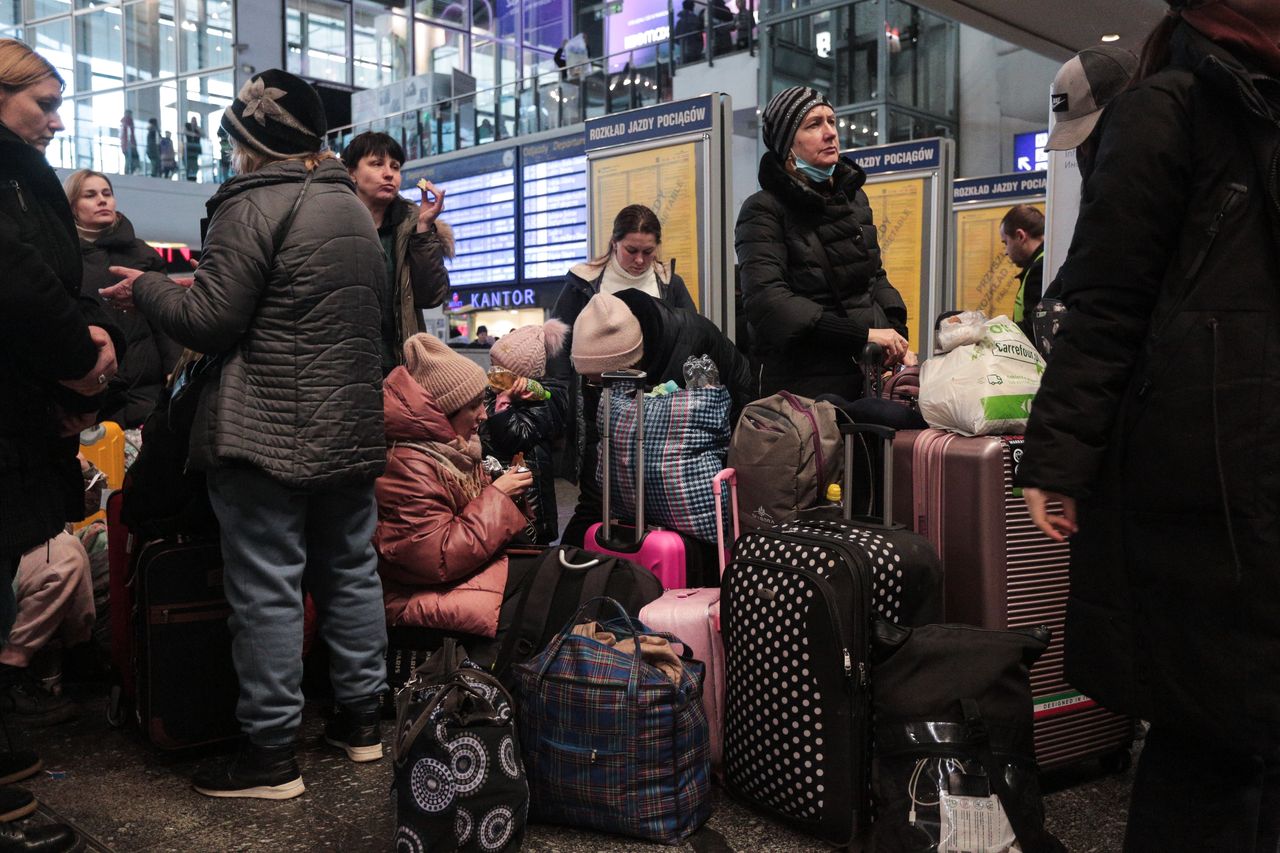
[794,153,836,182]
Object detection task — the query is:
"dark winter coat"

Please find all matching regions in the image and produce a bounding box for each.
[79,213,179,428]
[674,8,705,61]
[1016,24,1280,754]
[133,158,386,488]
[382,196,453,363]
[480,378,569,545]
[549,259,696,482]
[0,124,125,557]
[613,288,755,424]
[736,152,908,400]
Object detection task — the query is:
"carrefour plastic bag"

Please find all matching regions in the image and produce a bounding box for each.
[919,316,1044,436]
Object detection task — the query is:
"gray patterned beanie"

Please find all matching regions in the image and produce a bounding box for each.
[221,69,327,158]
[761,86,833,157]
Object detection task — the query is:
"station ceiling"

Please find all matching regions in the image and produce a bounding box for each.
[917,0,1169,59]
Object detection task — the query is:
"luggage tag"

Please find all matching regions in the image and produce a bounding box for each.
[938,768,1019,853]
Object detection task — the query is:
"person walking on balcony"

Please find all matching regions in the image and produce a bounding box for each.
[674,0,705,63]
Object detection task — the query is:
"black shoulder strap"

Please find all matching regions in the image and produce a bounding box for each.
[802,229,848,318]
[271,169,315,259]
[961,698,1067,853]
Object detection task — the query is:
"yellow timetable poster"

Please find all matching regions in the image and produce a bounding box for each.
[863,178,926,348]
[590,141,703,309]
[955,201,1045,320]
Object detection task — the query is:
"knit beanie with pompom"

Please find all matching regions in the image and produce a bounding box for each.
[489,319,569,379]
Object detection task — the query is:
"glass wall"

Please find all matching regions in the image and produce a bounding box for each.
[287,0,573,110]
[762,0,957,149]
[13,0,234,178]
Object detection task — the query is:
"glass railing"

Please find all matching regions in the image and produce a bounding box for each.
[43,133,230,185]
[326,2,756,161]
[44,1,756,182]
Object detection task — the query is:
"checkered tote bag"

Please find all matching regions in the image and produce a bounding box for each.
[515,597,712,844]
[596,384,731,543]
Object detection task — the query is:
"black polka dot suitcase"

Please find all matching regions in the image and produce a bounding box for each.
[721,424,942,846]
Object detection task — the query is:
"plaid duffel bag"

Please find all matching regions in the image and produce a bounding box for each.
[515,597,712,844]
[596,383,731,543]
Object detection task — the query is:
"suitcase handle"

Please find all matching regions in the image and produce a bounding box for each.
[860,342,884,398]
[839,422,896,528]
[599,369,647,544]
[712,467,739,578]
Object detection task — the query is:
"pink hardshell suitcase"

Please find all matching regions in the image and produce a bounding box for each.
[893,428,1135,772]
[584,369,688,589]
[639,468,738,772]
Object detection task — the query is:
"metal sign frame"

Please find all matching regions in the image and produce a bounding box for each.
[845,137,954,357]
[585,93,735,339]
[949,171,1048,321]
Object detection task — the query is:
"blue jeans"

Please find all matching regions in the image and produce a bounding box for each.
[207,466,387,745]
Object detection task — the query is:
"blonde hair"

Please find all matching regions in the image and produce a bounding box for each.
[230,140,335,176]
[62,169,113,208]
[0,38,63,93]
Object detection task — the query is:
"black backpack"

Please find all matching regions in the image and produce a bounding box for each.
[489,544,662,688]
[870,621,1067,853]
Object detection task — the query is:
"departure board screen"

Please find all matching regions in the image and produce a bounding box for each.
[520,133,588,281]
[403,147,518,288]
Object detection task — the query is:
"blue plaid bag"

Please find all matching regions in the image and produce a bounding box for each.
[596,383,731,543]
[515,597,712,844]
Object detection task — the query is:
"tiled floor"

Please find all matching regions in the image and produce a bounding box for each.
[6,478,1136,851]
[15,690,1137,852]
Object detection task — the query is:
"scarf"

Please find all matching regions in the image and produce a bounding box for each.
[395,436,486,504]
[600,255,662,299]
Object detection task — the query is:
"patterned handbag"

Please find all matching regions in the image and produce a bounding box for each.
[596,383,731,543]
[515,597,712,844]
[392,639,528,853]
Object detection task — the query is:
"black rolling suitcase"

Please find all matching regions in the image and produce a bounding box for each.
[722,424,942,846]
[132,537,240,749]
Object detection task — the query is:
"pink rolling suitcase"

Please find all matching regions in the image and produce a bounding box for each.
[584,369,689,589]
[639,468,738,771]
[894,428,1135,772]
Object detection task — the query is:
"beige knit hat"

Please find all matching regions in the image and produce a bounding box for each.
[571,293,644,376]
[489,319,569,379]
[403,333,487,415]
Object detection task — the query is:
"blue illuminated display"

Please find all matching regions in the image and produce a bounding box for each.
[521,133,587,281]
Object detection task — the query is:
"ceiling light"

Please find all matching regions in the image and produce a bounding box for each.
[1101,33,1120,42]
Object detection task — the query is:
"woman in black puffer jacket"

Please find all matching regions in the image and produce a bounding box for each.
[65,169,179,428]
[736,86,911,400]
[0,40,123,619]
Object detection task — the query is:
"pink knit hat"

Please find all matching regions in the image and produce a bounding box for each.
[402,333,487,415]
[571,293,644,376]
[489,319,568,379]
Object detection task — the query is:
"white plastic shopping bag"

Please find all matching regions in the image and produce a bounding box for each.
[919,316,1044,436]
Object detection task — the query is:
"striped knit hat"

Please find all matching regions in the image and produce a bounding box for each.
[761,86,832,157]
[221,69,326,159]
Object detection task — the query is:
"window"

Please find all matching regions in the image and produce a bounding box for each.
[125,0,177,83]
[838,107,878,149]
[75,6,125,95]
[28,15,74,94]
[179,0,232,73]
[23,0,71,21]
[414,18,464,76]
[286,0,348,83]
[415,0,465,28]
[353,1,410,88]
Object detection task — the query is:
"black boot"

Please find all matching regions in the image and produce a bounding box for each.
[0,821,79,853]
[0,711,40,787]
[192,742,304,800]
[323,703,382,763]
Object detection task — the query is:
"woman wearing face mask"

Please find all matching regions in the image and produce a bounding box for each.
[0,38,121,853]
[340,131,452,375]
[1020,1,1280,848]
[548,204,695,543]
[737,87,910,400]
[64,169,178,428]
